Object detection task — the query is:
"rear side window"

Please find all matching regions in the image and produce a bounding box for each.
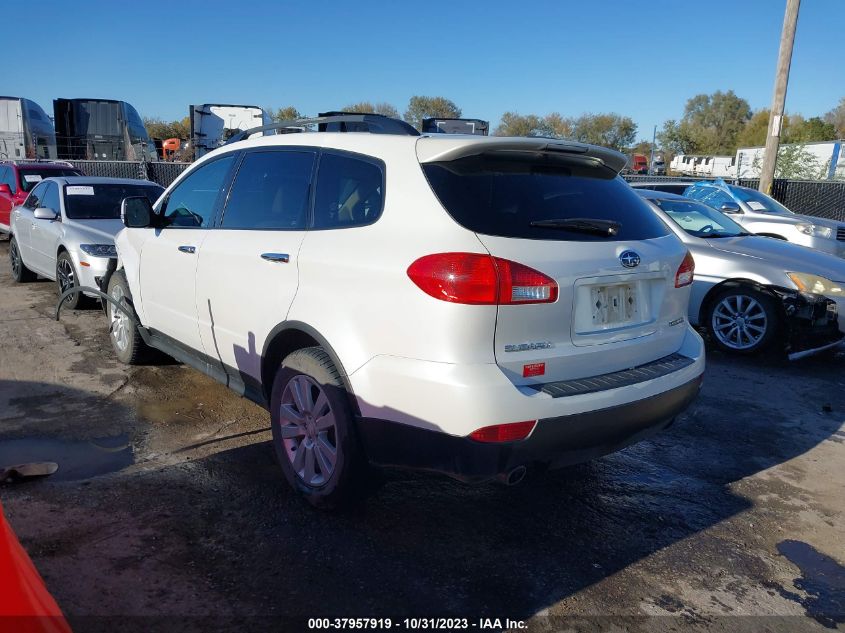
[312,152,384,229]
[162,155,235,228]
[222,151,315,230]
[422,156,669,241]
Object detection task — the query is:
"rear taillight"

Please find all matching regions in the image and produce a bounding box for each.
[469,421,537,443]
[675,251,695,288]
[407,253,558,305]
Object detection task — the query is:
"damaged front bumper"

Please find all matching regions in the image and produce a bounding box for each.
[770,286,844,360]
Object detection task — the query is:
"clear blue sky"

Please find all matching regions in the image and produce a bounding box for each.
[7,0,844,140]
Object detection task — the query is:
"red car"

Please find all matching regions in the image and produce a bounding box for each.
[0,161,83,234]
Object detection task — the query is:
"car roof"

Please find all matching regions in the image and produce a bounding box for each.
[3,162,78,170]
[217,131,629,174]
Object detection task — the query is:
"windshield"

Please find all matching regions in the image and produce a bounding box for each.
[422,157,669,242]
[63,183,163,219]
[730,186,793,215]
[651,197,747,238]
[19,169,82,193]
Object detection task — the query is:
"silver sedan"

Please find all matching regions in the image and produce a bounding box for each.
[636,189,844,358]
[9,177,163,308]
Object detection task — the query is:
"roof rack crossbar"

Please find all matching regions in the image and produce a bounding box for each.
[226,114,419,144]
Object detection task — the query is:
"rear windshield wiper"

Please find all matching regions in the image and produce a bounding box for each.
[529,217,620,237]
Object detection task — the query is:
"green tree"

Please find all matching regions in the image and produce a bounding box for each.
[787,116,836,143]
[143,116,191,140]
[824,97,845,138]
[659,90,751,155]
[341,102,400,118]
[403,96,461,130]
[269,106,303,122]
[493,112,572,138]
[736,110,770,148]
[570,113,637,150]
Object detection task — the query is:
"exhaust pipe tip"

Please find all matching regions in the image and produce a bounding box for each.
[497,465,527,486]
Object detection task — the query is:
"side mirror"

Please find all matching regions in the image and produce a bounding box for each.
[0,184,11,195]
[33,207,59,220]
[720,202,741,214]
[121,196,154,228]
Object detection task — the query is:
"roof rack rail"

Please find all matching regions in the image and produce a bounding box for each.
[226,113,419,144]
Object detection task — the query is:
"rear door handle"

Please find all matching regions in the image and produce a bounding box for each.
[178,245,196,254]
[261,253,289,263]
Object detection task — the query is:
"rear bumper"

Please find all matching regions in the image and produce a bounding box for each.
[357,375,702,482]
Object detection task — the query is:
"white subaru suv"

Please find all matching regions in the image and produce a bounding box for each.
[107,114,705,507]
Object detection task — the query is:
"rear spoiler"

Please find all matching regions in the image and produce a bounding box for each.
[416,138,628,174]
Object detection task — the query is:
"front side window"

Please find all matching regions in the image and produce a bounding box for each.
[41,183,60,213]
[0,167,12,192]
[23,181,48,209]
[312,152,384,229]
[221,151,315,229]
[64,183,163,220]
[161,155,236,228]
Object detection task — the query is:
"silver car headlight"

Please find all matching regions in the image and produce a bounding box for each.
[79,244,117,257]
[787,272,845,296]
[795,223,834,239]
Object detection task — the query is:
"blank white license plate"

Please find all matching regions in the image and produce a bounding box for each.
[591,284,638,326]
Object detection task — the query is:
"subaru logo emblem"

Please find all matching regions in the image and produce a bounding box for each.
[620,250,641,268]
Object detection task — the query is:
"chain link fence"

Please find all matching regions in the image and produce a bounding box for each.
[625,175,845,222]
[65,160,190,187]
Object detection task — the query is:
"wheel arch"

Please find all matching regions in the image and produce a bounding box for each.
[260,321,360,416]
[698,278,782,326]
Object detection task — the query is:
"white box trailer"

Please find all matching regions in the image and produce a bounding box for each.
[190,104,272,159]
[0,96,57,160]
[669,154,735,178]
[736,140,844,180]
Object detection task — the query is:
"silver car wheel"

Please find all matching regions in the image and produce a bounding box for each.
[278,375,338,487]
[109,284,130,352]
[712,294,768,350]
[57,257,75,301]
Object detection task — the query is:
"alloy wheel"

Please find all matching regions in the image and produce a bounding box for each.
[712,294,768,350]
[109,284,130,352]
[9,241,21,278]
[278,375,339,487]
[57,258,76,303]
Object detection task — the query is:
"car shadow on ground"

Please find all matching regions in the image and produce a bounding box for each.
[127,351,845,626]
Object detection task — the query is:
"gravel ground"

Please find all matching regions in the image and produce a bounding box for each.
[0,239,843,633]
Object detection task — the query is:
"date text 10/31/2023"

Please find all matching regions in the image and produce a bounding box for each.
[307,618,527,630]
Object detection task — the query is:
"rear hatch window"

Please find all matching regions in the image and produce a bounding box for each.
[421,154,669,242]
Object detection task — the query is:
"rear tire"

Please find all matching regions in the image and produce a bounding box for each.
[707,286,780,355]
[56,251,91,309]
[270,347,368,510]
[107,270,152,365]
[9,236,36,283]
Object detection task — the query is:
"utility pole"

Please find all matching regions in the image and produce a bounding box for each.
[649,125,657,176]
[759,0,801,194]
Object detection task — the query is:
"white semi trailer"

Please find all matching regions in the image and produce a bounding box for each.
[735,140,845,180]
[190,104,272,159]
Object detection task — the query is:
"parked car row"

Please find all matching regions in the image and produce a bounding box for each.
[2,114,842,508]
